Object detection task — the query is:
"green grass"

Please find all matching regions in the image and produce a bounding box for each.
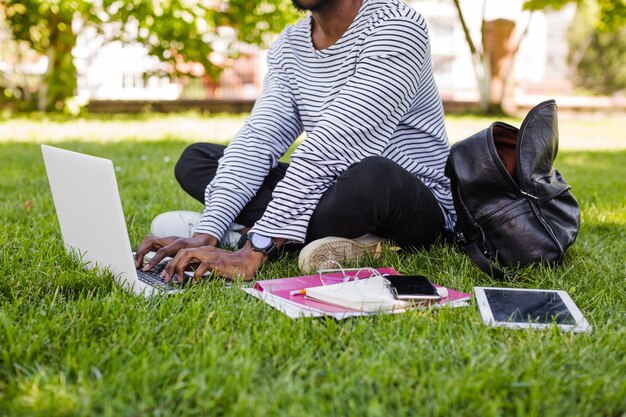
[0,116,625,416]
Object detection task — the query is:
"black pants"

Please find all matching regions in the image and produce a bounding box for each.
[175,143,444,247]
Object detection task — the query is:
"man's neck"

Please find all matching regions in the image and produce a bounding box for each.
[311,0,363,50]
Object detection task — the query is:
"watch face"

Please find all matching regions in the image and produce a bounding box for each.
[250,233,272,250]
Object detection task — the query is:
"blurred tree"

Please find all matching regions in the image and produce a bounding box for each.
[567,0,626,94]
[3,0,299,112]
[4,1,83,111]
[451,0,625,114]
[0,8,41,110]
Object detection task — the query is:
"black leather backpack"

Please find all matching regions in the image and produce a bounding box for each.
[445,100,581,278]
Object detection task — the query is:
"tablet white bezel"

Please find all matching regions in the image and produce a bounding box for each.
[474,287,592,333]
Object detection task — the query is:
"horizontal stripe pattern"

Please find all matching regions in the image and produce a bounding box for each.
[194,0,456,242]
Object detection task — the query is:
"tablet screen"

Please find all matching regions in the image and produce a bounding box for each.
[484,289,576,325]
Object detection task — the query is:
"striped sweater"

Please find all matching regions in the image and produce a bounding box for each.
[193,0,456,243]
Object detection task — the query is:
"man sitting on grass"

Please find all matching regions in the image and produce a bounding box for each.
[134,0,456,282]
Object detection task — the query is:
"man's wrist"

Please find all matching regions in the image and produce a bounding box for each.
[246,232,282,259]
[192,233,219,246]
[242,240,269,268]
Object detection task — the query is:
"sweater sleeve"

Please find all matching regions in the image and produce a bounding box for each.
[192,44,304,241]
[251,17,430,242]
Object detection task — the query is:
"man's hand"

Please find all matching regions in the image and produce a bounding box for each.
[134,233,218,271]
[161,241,266,283]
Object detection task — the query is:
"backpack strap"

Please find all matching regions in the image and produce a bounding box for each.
[465,242,508,280]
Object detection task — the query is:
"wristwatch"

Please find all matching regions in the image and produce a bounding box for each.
[246,232,278,259]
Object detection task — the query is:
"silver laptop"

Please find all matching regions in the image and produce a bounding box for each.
[41,144,186,296]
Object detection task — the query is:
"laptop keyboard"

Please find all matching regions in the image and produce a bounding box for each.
[137,263,188,290]
[137,259,230,290]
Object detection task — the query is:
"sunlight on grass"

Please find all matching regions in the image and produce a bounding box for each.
[15,369,83,417]
[1,112,624,150]
[0,113,247,145]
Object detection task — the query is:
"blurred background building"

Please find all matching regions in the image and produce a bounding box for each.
[1,0,623,113]
[68,0,575,102]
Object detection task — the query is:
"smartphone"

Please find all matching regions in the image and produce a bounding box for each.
[383,274,442,301]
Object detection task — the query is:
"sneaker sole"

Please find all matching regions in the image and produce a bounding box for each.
[298,236,384,273]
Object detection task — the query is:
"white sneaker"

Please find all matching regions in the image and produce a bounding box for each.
[298,234,385,273]
[150,211,202,238]
[150,211,243,248]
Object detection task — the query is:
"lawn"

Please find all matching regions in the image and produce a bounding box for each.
[0,113,625,416]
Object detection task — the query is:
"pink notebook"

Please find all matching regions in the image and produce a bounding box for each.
[247,268,471,318]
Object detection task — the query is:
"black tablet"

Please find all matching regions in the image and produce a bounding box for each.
[474,287,592,333]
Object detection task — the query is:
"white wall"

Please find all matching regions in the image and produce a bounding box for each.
[411,0,576,98]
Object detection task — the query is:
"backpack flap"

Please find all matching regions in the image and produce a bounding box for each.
[517,99,560,195]
[516,99,581,257]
